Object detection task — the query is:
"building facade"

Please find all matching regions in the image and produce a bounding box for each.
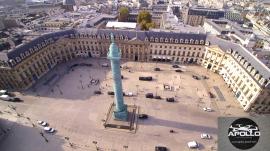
[0,29,206,90]
[203,37,270,113]
[0,29,270,113]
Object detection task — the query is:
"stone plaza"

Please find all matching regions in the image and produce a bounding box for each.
[0,58,250,151]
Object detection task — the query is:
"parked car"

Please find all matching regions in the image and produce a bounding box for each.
[208,92,215,98]
[201,133,211,139]
[101,63,109,67]
[172,65,180,68]
[192,75,200,80]
[126,92,135,97]
[0,95,21,102]
[155,146,168,151]
[37,120,48,127]
[138,114,148,119]
[166,97,175,102]
[154,96,162,100]
[175,69,183,73]
[121,75,124,79]
[139,76,153,81]
[187,141,199,149]
[94,91,102,95]
[107,91,114,95]
[203,107,212,112]
[145,93,154,98]
[44,127,55,133]
[154,67,161,71]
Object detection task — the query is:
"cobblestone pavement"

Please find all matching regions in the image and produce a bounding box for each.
[0,58,249,151]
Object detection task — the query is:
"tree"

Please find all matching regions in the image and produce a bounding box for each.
[137,11,155,30]
[137,11,152,24]
[118,7,129,22]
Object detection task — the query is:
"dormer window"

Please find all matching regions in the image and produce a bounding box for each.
[20,53,25,59]
[200,40,204,44]
[25,51,29,56]
[16,57,21,62]
[160,37,164,42]
[190,39,194,44]
[120,35,124,40]
[170,38,174,43]
[29,48,34,54]
[180,39,184,43]
[165,38,168,42]
[106,35,109,39]
[185,39,189,44]
[175,39,178,43]
[150,37,154,42]
[145,37,148,41]
[155,38,159,42]
[125,36,128,41]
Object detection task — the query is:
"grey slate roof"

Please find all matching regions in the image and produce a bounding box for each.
[207,35,270,80]
[4,28,206,66]
[63,0,75,5]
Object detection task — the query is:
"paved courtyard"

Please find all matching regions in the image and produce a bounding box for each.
[0,58,249,151]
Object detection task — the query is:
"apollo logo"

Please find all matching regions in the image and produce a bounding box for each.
[228,118,260,150]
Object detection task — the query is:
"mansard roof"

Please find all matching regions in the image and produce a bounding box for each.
[4,28,206,66]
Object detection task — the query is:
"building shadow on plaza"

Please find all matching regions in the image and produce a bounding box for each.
[0,118,67,151]
[23,58,113,100]
[139,115,217,135]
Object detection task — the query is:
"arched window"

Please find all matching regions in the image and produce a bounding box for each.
[180,39,184,43]
[190,39,194,44]
[150,37,154,42]
[195,40,199,44]
[170,38,174,43]
[155,38,159,42]
[175,39,178,43]
[160,37,164,42]
[185,39,189,44]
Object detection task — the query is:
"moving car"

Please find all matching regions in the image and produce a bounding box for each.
[37,120,48,127]
[154,67,161,71]
[44,127,55,133]
[172,65,180,68]
[155,146,168,151]
[175,69,183,73]
[107,91,114,95]
[126,92,135,97]
[145,93,154,98]
[94,91,102,95]
[201,133,211,139]
[0,90,7,95]
[166,97,175,102]
[138,114,148,119]
[203,107,212,112]
[187,141,199,149]
[139,76,153,81]
[0,95,12,101]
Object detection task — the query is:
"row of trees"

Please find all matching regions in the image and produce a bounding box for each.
[118,7,155,30]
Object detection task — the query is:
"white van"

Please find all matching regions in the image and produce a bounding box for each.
[0,95,12,101]
[0,90,7,95]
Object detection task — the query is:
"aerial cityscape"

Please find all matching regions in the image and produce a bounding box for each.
[0,0,270,151]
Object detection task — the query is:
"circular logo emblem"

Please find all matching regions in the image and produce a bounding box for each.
[228,118,260,150]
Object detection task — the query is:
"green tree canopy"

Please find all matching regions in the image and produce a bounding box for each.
[137,11,155,30]
[118,7,129,22]
[137,11,152,24]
